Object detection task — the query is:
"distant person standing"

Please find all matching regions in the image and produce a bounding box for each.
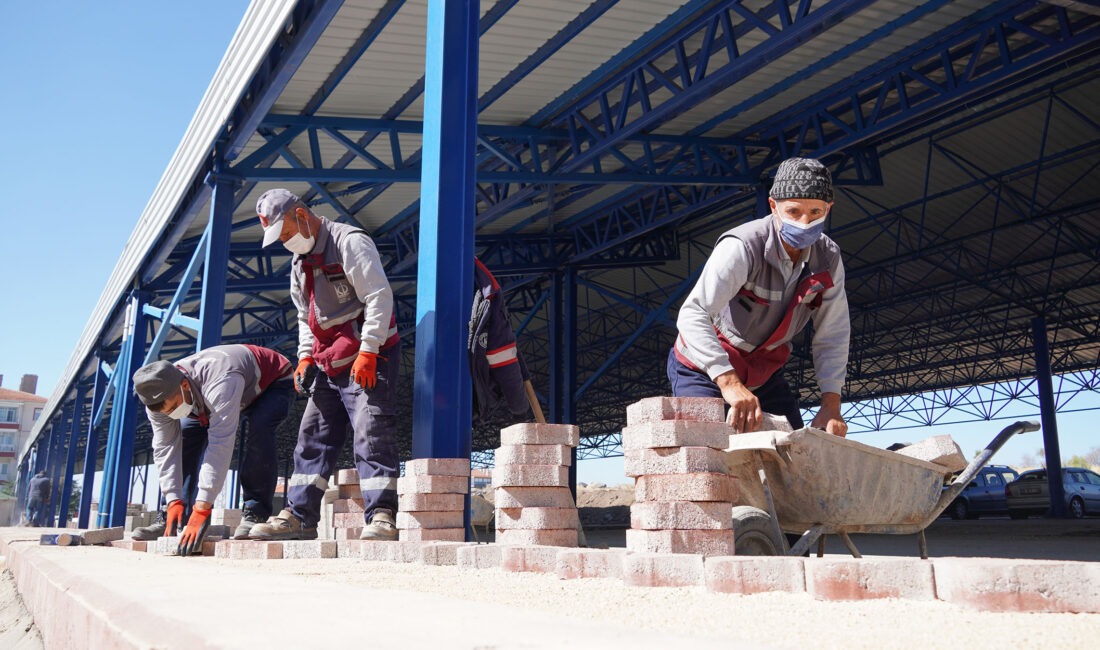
[247,189,401,541]
[26,470,52,527]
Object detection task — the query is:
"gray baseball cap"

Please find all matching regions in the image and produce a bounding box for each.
[256,188,299,247]
[132,360,185,406]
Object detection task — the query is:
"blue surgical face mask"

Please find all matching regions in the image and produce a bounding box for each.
[777,214,827,249]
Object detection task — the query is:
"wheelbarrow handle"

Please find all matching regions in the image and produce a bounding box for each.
[934,420,1040,517]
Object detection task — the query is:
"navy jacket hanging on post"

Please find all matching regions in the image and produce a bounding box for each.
[469,258,531,425]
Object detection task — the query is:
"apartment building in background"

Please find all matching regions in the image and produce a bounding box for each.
[0,374,47,486]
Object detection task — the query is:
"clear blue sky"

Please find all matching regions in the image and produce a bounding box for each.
[0,2,1094,490]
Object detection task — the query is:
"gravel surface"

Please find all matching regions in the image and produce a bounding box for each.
[230,556,1100,649]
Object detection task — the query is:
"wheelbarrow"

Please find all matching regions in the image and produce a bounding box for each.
[725,420,1040,558]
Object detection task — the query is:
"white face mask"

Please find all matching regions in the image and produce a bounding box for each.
[283,214,316,255]
[166,386,193,420]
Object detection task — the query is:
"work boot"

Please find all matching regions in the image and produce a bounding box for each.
[132,511,167,541]
[233,510,265,540]
[248,509,317,541]
[360,509,397,541]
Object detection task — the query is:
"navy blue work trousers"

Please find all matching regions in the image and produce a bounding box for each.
[287,347,399,527]
[666,348,804,430]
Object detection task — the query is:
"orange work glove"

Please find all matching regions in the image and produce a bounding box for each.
[294,356,316,395]
[165,499,185,536]
[351,351,378,390]
[176,505,212,556]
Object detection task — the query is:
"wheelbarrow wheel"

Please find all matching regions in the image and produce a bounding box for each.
[731,506,783,556]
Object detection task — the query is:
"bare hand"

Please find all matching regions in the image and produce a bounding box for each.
[716,371,762,433]
[812,392,847,437]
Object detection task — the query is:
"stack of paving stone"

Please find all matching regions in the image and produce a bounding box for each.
[396,458,470,542]
[623,396,736,557]
[331,468,367,540]
[492,422,580,547]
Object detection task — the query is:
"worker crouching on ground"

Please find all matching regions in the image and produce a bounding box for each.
[248,189,401,541]
[668,157,850,437]
[132,345,294,555]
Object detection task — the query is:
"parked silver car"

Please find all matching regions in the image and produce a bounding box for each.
[1005,467,1100,519]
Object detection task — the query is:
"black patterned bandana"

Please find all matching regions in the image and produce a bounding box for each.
[769,157,833,202]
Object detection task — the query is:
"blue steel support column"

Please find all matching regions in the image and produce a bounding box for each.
[198,165,235,350]
[46,415,68,527]
[549,273,564,423]
[79,362,106,528]
[110,293,149,526]
[564,267,578,493]
[1032,316,1065,517]
[59,393,85,527]
[412,0,478,463]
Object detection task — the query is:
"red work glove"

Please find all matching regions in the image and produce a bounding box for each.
[165,499,185,537]
[351,351,378,390]
[293,357,316,395]
[176,505,212,556]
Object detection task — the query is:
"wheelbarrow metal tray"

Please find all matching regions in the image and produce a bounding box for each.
[727,427,948,533]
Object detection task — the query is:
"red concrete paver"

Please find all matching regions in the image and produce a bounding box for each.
[500,422,581,446]
[933,557,1100,613]
[806,558,936,601]
[625,396,726,425]
[622,552,705,587]
[705,556,806,594]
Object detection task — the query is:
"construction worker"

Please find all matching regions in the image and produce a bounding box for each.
[247,189,400,541]
[26,470,51,527]
[669,157,850,436]
[132,344,294,555]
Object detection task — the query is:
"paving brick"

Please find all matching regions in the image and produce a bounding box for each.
[397,510,465,529]
[496,506,579,530]
[109,540,147,552]
[496,444,573,467]
[333,527,364,540]
[494,486,575,509]
[625,529,734,557]
[399,528,466,542]
[626,396,726,426]
[397,475,470,494]
[500,422,580,446]
[496,529,578,547]
[214,540,284,560]
[556,548,626,580]
[332,498,367,513]
[501,545,560,573]
[338,484,362,499]
[705,556,806,594]
[339,539,426,562]
[210,509,242,529]
[894,435,967,473]
[398,492,466,512]
[634,473,737,502]
[806,558,936,601]
[622,552,705,587]
[933,558,1100,613]
[79,527,125,545]
[492,464,569,488]
[624,446,729,477]
[621,421,731,451]
[281,540,338,559]
[630,501,732,530]
[457,543,503,570]
[405,458,471,476]
[419,542,472,566]
[154,536,181,555]
[335,468,360,485]
[334,512,369,528]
